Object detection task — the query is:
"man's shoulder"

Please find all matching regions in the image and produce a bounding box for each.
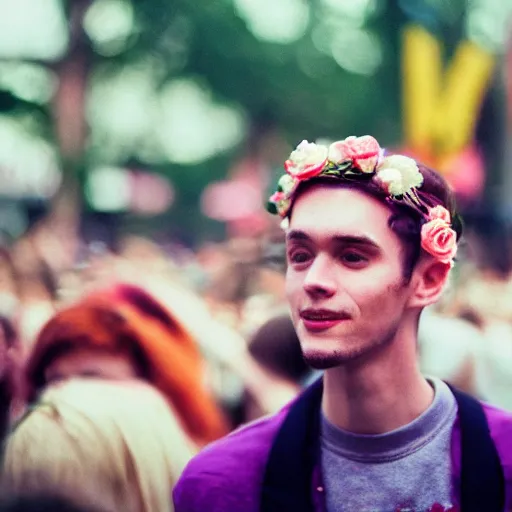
[480,400,512,508]
[173,408,288,512]
[482,402,512,465]
[483,401,512,426]
[185,407,288,472]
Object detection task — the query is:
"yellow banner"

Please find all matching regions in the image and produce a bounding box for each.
[402,25,495,160]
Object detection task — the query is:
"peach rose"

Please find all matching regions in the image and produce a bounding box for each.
[284,140,328,180]
[328,135,381,173]
[421,218,457,264]
[428,205,451,224]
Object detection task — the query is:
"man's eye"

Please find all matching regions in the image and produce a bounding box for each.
[341,252,367,265]
[289,251,311,264]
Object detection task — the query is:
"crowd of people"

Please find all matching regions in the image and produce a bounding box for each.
[0,215,317,510]
[0,146,512,509]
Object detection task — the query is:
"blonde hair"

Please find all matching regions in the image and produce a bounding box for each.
[1,379,195,512]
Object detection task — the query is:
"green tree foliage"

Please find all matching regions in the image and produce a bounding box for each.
[0,0,507,243]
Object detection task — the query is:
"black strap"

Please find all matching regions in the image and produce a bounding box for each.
[261,378,323,512]
[449,386,505,512]
[261,379,505,512]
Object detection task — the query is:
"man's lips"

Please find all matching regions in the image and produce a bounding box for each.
[299,309,350,332]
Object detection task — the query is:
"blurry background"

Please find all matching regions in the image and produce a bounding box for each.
[1,0,511,245]
[0,0,512,417]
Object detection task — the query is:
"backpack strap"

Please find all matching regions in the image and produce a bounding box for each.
[448,385,505,512]
[261,378,322,512]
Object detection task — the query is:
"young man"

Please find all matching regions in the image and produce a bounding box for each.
[173,136,512,512]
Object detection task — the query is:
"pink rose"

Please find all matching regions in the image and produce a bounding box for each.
[269,191,285,204]
[428,205,451,224]
[284,140,328,180]
[421,218,457,264]
[328,135,381,173]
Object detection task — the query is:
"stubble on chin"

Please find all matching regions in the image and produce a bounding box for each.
[303,351,342,370]
[300,324,399,370]
[302,347,365,370]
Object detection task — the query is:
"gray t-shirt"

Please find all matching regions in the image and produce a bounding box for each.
[321,378,457,512]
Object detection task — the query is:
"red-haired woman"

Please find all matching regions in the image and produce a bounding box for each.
[24,284,229,446]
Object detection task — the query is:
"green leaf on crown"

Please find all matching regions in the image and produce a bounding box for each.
[266,201,278,215]
[336,161,353,172]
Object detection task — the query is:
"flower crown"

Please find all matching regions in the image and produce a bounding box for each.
[267,135,458,264]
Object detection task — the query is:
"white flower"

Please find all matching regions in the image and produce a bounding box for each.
[284,140,328,179]
[375,155,423,196]
[278,173,297,195]
[375,168,406,196]
[280,217,290,230]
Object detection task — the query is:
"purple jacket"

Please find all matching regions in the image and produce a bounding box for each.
[173,396,512,512]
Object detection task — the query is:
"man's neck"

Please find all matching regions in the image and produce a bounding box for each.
[321,330,434,435]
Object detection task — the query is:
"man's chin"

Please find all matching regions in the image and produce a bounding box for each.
[301,348,353,370]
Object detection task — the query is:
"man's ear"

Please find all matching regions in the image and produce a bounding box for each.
[408,257,451,309]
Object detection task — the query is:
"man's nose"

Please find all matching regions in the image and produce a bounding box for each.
[303,254,336,299]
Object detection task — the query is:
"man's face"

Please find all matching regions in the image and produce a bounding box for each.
[285,184,413,369]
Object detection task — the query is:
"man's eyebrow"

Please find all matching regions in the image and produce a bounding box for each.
[286,229,311,242]
[286,229,380,250]
[332,235,380,250]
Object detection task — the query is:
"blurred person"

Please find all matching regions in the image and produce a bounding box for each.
[195,239,262,329]
[0,248,20,318]
[1,379,195,512]
[24,284,229,446]
[57,268,87,305]
[243,314,317,421]
[205,251,248,311]
[79,262,251,415]
[452,267,512,324]
[198,238,290,334]
[248,315,313,385]
[118,235,176,276]
[0,315,22,440]
[0,255,24,428]
[9,237,42,280]
[441,268,512,409]
[418,307,482,395]
[95,236,193,297]
[238,254,289,337]
[77,242,121,293]
[240,293,286,338]
[96,282,232,438]
[199,313,310,424]
[174,136,512,511]
[31,221,79,275]
[127,274,292,418]
[13,256,58,348]
[472,319,512,411]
